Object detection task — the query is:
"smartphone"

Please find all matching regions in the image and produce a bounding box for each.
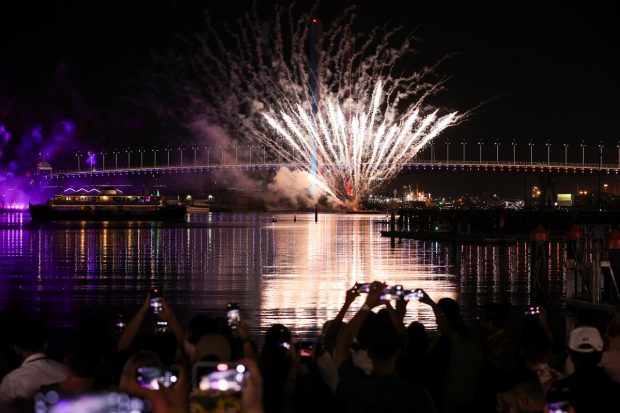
[404,289,424,301]
[136,367,178,390]
[296,341,314,360]
[155,321,168,334]
[193,361,248,393]
[279,341,291,350]
[150,287,163,314]
[41,392,151,413]
[524,305,541,316]
[380,285,404,300]
[115,313,126,334]
[547,400,570,413]
[227,303,240,329]
[356,283,371,293]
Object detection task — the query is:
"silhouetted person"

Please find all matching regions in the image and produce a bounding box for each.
[334,281,435,413]
[550,326,620,412]
[0,318,67,404]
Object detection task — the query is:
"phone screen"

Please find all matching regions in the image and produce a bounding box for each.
[227,303,240,329]
[404,289,424,301]
[136,367,178,390]
[193,362,248,393]
[150,287,162,314]
[297,342,314,359]
[379,285,404,300]
[38,392,151,413]
[547,401,570,413]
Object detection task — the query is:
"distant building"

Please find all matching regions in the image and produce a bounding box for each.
[36,161,52,176]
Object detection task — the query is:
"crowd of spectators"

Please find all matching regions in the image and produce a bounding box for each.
[1,282,620,413]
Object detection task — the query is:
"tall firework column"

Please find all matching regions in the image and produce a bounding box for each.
[167,5,464,207]
[309,17,320,190]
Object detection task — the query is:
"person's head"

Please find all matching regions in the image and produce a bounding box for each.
[366,317,400,363]
[194,333,232,362]
[11,318,48,357]
[519,323,551,365]
[66,344,102,379]
[260,324,293,380]
[263,324,291,352]
[406,321,428,358]
[438,297,468,336]
[186,315,221,344]
[479,302,511,335]
[135,331,177,367]
[496,368,545,413]
[568,325,604,369]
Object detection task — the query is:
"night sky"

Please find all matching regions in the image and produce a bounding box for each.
[1,0,619,195]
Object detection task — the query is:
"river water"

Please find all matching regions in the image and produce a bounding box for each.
[0,211,566,343]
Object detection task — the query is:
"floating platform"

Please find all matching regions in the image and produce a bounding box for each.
[380,230,517,245]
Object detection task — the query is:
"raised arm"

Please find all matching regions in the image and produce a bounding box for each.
[418,289,454,337]
[324,284,360,353]
[118,293,151,352]
[334,281,385,368]
[159,299,185,350]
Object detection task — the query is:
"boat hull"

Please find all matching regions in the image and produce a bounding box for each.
[28,204,187,221]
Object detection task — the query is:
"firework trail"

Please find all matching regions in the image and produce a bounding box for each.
[163,3,463,205]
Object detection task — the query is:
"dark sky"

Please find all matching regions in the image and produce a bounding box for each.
[1,0,619,170]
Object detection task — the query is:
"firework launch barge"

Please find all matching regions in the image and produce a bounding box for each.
[28,188,187,221]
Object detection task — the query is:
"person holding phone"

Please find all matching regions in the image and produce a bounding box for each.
[118,351,188,413]
[117,290,185,357]
[334,281,435,413]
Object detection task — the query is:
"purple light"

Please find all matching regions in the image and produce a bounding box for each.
[85,152,97,166]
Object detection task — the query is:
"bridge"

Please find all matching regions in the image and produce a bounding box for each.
[42,159,620,180]
[39,140,620,180]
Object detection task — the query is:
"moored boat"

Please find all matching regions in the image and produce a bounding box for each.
[28,187,186,221]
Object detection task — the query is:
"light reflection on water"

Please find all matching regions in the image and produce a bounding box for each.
[0,212,565,341]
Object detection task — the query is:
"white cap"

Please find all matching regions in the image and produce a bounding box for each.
[568,326,604,353]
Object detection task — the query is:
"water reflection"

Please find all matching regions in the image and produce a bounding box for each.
[0,212,565,341]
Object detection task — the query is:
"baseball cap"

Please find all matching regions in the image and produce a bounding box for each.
[568,326,604,353]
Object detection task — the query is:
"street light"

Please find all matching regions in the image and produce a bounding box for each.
[598,141,604,211]
[494,139,500,162]
[545,140,551,165]
[101,151,106,170]
[193,147,197,166]
[166,147,171,167]
[511,140,517,164]
[528,141,534,164]
[563,143,569,164]
[446,140,450,162]
[462,139,467,161]
[178,147,184,166]
[478,139,483,162]
[139,149,144,168]
[114,150,118,169]
[76,153,81,171]
[126,149,131,169]
[249,145,253,164]
[152,148,157,167]
[581,140,586,166]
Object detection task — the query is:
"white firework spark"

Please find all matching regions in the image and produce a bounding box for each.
[162,4,463,204]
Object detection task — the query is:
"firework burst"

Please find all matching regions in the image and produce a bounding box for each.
[160,3,463,205]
